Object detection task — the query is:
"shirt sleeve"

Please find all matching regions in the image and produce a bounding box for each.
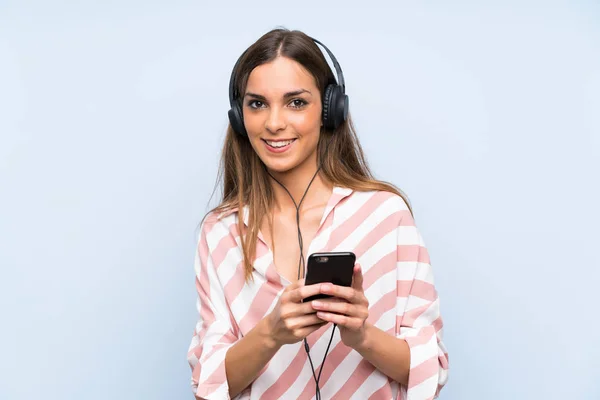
[187,219,239,400]
[395,208,449,400]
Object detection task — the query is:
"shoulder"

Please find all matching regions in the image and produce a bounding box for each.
[347,189,412,215]
[197,207,241,245]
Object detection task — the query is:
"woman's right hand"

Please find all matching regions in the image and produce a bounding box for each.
[266,279,328,347]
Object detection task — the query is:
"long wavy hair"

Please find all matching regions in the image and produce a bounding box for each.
[208,28,412,282]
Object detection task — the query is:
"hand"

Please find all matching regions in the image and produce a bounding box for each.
[311,264,370,349]
[266,278,329,347]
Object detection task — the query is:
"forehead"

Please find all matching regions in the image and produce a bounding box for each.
[245,56,318,94]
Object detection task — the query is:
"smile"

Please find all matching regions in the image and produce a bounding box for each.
[262,138,297,153]
[264,139,296,148]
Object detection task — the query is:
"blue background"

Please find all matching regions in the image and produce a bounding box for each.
[1,1,598,399]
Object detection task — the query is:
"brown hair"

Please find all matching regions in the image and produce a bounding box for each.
[208,28,413,281]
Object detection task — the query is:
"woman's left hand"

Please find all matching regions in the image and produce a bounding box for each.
[311,264,370,349]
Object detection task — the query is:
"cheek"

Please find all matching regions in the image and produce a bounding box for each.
[289,109,322,135]
[243,112,262,134]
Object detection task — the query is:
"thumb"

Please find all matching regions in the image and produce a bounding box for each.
[351,264,364,291]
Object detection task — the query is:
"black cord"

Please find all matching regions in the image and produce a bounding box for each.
[268,168,337,400]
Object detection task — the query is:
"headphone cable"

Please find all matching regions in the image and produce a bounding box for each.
[266,141,336,399]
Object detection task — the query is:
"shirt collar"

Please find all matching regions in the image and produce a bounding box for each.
[231,185,353,227]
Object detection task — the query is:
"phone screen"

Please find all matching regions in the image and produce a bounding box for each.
[303,252,356,302]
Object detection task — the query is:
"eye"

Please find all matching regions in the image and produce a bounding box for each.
[247,100,265,109]
[290,99,307,109]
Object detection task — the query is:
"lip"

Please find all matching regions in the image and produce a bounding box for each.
[262,138,296,154]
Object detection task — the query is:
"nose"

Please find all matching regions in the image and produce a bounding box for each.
[264,106,287,134]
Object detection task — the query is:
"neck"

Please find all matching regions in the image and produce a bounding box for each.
[267,159,332,213]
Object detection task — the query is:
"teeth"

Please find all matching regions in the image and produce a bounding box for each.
[266,139,294,148]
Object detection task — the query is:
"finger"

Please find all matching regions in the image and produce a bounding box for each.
[288,283,323,303]
[315,312,363,330]
[285,314,325,331]
[311,299,368,319]
[319,283,362,304]
[295,321,328,338]
[280,301,317,319]
[351,264,364,292]
[285,278,305,292]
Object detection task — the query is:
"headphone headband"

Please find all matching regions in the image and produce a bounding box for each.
[309,37,345,92]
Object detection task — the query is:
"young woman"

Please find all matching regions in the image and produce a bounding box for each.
[187,28,449,400]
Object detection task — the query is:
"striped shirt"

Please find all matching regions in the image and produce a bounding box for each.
[187,186,449,399]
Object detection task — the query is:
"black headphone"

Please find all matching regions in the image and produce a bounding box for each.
[227,36,349,136]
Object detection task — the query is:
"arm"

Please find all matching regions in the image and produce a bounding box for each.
[312,205,449,398]
[224,318,280,398]
[225,279,328,398]
[187,219,327,399]
[391,209,449,398]
[311,267,411,385]
[353,323,411,385]
[187,220,240,400]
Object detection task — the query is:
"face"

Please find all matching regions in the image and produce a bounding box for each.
[242,56,323,175]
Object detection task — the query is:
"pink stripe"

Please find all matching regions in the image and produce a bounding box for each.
[367,290,396,325]
[399,303,433,328]
[439,348,449,369]
[196,279,214,324]
[189,324,210,364]
[397,280,413,298]
[397,245,430,263]
[238,276,281,333]
[397,209,415,226]
[221,246,269,329]
[222,261,247,311]
[199,330,237,364]
[328,192,394,250]
[432,316,443,334]
[404,280,437,302]
[406,355,440,389]
[192,361,201,388]
[199,344,229,387]
[362,251,396,289]
[258,346,308,399]
[330,359,376,399]
[312,204,336,252]
[395,327,431,346]
[211,231,239,270]
[323,192,346,220]
[368,380,393,399]
[296,338,353,399]
[353,211,403,259]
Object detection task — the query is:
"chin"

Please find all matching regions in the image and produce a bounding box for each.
[263,160,296,174]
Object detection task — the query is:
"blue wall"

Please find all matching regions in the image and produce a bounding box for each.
[1,1,598,399]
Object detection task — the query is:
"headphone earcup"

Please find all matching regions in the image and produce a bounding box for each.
[228,103,247,137]
[322,84,348,131]
[336,92,349,128]
[322,85,334,130]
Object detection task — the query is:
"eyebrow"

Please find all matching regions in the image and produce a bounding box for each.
[244,89,312,100]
